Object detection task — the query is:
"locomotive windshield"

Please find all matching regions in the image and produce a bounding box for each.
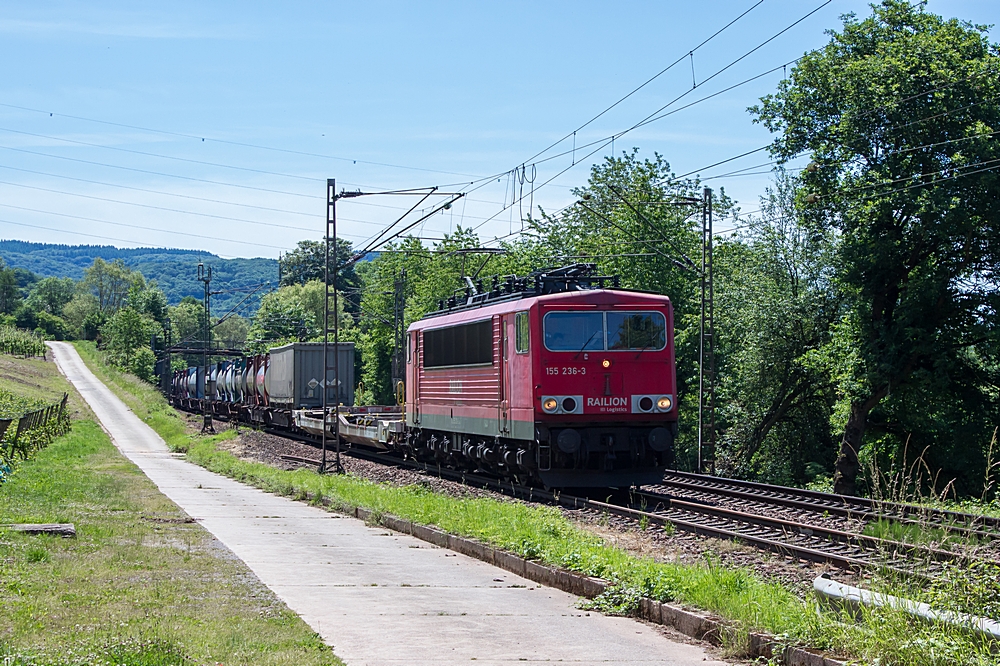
[607,312,666,350]
[544,311,666,352]
[543,312,605,351]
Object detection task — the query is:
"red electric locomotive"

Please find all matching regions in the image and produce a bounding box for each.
[405,265,677,488]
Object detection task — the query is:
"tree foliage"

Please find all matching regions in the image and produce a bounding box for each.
[278,239,361,311]
[752,0,1000,494]
[245,280,351,354]
[714,173,842,485]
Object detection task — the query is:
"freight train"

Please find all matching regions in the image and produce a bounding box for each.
[171,265,678,488]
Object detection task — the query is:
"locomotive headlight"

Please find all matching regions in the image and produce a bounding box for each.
[602,359,611,368]
[543,397,558,412]
[657,395,673,411]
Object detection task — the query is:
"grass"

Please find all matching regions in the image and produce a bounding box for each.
[861,517,978,548]
[1,351,342,666]
[72,343,1000,666]
[0,353,90,421]
[73,342,192,449]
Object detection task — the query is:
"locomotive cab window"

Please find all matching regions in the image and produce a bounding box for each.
[607,312,666,351]
[543,310,666,351]
[543,312,605,351]
[423,319,493,368]
[515,312,529,354]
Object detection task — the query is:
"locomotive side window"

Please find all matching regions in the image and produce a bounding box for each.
[607,312,666,351]
[543,312,605,351]
[515,312,529,354]
[423,319,493,367]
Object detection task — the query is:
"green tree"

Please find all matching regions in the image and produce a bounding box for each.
[0,260,22,315]
[130,284,168,323]
[246,281,351,353]
[714,173,843,484]
[167,297,206,348]
[214,314,249,349]
[61,293,99,336]
[34,311,71,340]
[279,239,361,312]
[82,258,144,314]
[752,1,1000,494]
[25,277,76,316]
[100,307,160,374]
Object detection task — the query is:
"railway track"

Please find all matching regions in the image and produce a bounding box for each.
[646,471,1000,541]
[624,488,978,577]
[269,434,993,578]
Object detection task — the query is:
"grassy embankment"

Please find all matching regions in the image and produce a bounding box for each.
[1,348,342,666]
[73,341,998,666]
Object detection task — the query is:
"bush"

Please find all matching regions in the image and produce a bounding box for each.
[34,312,72,341]
[81,311,106,341]
[100,307,160,381]
[128,347,157,383]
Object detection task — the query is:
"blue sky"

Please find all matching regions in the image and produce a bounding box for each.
[0,1,997,259]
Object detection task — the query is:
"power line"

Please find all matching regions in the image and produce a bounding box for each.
[0,179,391,232]
[0,126,323,183]
[0,203,296,250]
[0,141,508,227]
[0,163,317,217]
[0,144,318,199]
[0,102,486,180]
[519,0,766,166]
[0,216,268,254]
[466,1,834,238]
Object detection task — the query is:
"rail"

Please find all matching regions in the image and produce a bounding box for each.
[648,472,1000,541]
[267,433,988,578]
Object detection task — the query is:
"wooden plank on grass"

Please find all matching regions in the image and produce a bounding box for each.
[3,523,76,537]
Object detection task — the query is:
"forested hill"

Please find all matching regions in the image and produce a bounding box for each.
[0,241,278,313]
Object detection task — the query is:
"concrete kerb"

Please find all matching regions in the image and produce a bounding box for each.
[325,495,849,665]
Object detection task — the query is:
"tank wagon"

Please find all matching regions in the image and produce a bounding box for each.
[170,265,678,488]
[172,343,355,427]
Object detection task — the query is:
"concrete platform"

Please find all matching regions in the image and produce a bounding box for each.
[49,342,728,666]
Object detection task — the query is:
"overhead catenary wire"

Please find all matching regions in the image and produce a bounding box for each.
[347,0,812,242]
[480,2,831,187]
[467,1,834,239]
[518,0,766,167]
[473,2,996,245]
